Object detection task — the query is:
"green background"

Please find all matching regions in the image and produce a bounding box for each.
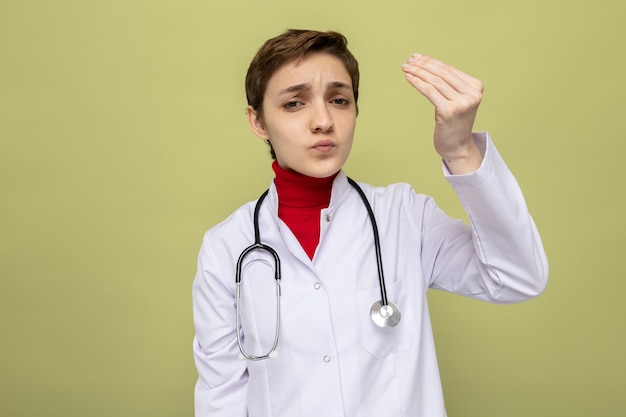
[1,0,624,416]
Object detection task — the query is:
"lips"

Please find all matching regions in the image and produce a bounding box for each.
[313,140,335,153]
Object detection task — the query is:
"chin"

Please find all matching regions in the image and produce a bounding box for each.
[280,155,348,178]
[311,170,339,179]
[308,162,344,178]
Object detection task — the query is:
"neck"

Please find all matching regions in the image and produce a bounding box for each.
[272,161,338,259]
[272,161,338,208]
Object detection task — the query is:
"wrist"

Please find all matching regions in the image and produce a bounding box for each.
[439,136,483,175]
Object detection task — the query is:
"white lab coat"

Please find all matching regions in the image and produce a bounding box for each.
[192,133,548,417]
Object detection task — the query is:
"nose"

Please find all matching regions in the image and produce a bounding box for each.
[310,102,334,133]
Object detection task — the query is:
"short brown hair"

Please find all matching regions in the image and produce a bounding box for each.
[245,29,360,120]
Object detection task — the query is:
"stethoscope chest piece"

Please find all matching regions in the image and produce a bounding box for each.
[236,178,403,360]
[370,300,401,328]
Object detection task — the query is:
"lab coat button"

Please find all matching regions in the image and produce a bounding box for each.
[325,214,331,222]
[313,282,321,290]
[323,355,331,363]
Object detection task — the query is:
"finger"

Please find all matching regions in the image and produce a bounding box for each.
[407,55,465,91]
[401,62,483,114]
[402,62,476,102]
[401,63,460,106]
[402,69,451,109]
[408,54,483,93]
[404,54,483,96]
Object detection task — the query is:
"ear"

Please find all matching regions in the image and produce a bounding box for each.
[246,106,270,140]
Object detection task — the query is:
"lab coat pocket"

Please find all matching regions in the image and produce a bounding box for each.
[357,279,416,358]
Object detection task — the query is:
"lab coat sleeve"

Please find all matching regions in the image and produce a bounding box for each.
[421,132,548,303]
[192,230,248,416]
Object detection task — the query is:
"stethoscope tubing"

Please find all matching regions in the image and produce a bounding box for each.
[235,190,282,360]
[346,177,390,308]
[235,177,400,360]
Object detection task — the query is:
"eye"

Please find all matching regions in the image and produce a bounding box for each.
[331,97,350,106]
[283,100,302,109]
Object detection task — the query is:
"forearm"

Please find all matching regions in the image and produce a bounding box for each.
[193,235,249,416]
[445,133,549,301]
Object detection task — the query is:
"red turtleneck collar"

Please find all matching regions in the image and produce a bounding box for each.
[272,161,338,259]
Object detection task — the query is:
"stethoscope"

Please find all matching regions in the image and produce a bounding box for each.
[235,177,401,361]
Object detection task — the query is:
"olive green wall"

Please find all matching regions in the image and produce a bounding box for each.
[1,1,624,416]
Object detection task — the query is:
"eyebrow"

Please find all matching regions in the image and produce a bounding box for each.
[278,81,352,96]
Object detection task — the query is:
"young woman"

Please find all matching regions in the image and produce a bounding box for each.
[192,29,548,417]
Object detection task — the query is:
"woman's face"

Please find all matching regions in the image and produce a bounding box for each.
[247,52,357,178]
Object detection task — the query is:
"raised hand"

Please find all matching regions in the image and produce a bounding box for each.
[401,54,484,174]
